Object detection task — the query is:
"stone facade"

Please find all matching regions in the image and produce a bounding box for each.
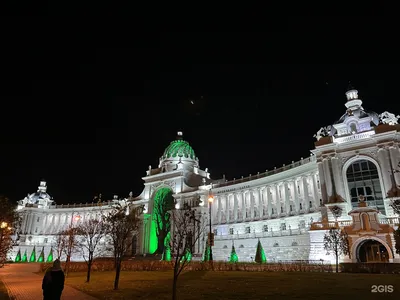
[9,88,400,264]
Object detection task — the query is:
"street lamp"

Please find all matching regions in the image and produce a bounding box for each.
[208,195,214,263]
[0,222,7,229]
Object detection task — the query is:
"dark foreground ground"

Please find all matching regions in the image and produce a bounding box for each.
[66,270,400,299]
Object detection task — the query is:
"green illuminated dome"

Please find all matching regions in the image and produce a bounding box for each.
[163,133,196,160]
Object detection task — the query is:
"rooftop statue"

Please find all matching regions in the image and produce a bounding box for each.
[379,111,400,125]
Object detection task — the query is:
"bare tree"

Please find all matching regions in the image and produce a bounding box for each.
[52,232,68,260]
[153,189,174,255]
[394,227,400,255]
[103,203,140,290]
[170,204,206,300]
[0,195,20,267]
[76,217,108,282]
[62,226,80,275]
[323,228,350,273]
[390,198,400,215]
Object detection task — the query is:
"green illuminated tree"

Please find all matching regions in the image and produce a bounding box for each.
[323,228,350,273]
[0,195,20,267]
[21,249,27,262]
[37,247,45,262]
[171,205,206,300]
[76,216,108,282]
[161,232,171,261]
[46,248,54,262]
[229,242,238,263]
[29,246,36,262]
[255,239,266,264]
[15,249,21,262]
[103,202,140,290]
[153,188,175,255]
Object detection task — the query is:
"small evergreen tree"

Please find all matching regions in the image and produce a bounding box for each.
[37,247,45,262]
[323,228,350,273]
[202,242,211,262]
[229,242,238,263]
[255,239,267,264]
[15,249,21,262]
[29,246,36,262]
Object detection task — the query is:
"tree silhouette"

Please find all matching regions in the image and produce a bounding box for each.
[170,205,206,300]
[323,228,350,273]
[153,188,175,255]
[103,202,140,290]
[76,215,108,282]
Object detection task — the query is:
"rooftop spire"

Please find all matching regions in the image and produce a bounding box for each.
[176,131,183,140]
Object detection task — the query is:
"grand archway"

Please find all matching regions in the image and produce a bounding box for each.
[149,188,175,255]
[357,239,389,263]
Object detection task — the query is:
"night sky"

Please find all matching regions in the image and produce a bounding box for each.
[1,16,397,205]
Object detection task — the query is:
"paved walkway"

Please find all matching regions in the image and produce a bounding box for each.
[0,263,97,300]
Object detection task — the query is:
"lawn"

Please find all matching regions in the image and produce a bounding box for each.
[0,281,10,300]
[66,270,400,299]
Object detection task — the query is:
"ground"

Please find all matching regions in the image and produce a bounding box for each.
[65,270,400,299]
[0,280,9,300]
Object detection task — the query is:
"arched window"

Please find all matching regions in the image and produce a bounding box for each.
[349,123,357,133]
[346,159,384,213]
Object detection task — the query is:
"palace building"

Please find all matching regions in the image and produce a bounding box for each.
[9,87,400,264]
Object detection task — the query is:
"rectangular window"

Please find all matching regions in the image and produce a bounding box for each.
[263,225,268,232]
[299,203,303,210]
[37,217,40,222]
[245,227,251,234]
[44,238,48,243]
[281,223,286,231]
[229,228,234,235]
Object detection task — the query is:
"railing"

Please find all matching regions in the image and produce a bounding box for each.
[333,130,375,144]
[49,201,116,209]
[215,228,309,240]
[310,220,352,230]
[212,156,316,189]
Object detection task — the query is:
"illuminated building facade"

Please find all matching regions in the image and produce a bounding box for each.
[9,87,400,264]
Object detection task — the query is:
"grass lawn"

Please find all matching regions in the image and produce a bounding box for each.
[66,270,400,299]
[0,280,10,300]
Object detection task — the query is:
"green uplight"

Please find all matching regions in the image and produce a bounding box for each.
[46,248,53,262]
[29,246,36,262]
[15,249,21,262]
[21,250,27,262]
[229,244,238,263]
[255,239,267,264]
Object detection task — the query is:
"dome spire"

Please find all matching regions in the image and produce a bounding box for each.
[177,131,183,140]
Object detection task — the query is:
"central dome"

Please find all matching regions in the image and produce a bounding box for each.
[162,134,196,160]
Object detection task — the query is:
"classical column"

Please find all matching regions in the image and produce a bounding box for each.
[258,188,264,219]
[322,158,334,201]
[283,182,290,214]
[377,147,393,196]
[231,194,237,222]
[266,187,273,217]
[240,192,246,220]
[225,195,230,223]
[274,185,281,216]
[312,173,321,208]
[302,176,310,211]
[317,160,328,203]
[292,180,300,212]
[331,156,346,202]
[389,145,400,187]
[248,190,253,219]
[217,196,222,224]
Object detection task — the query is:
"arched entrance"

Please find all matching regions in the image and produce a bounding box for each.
[357,239,389,263]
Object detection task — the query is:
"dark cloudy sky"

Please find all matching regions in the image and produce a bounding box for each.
[0,14,397,204]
